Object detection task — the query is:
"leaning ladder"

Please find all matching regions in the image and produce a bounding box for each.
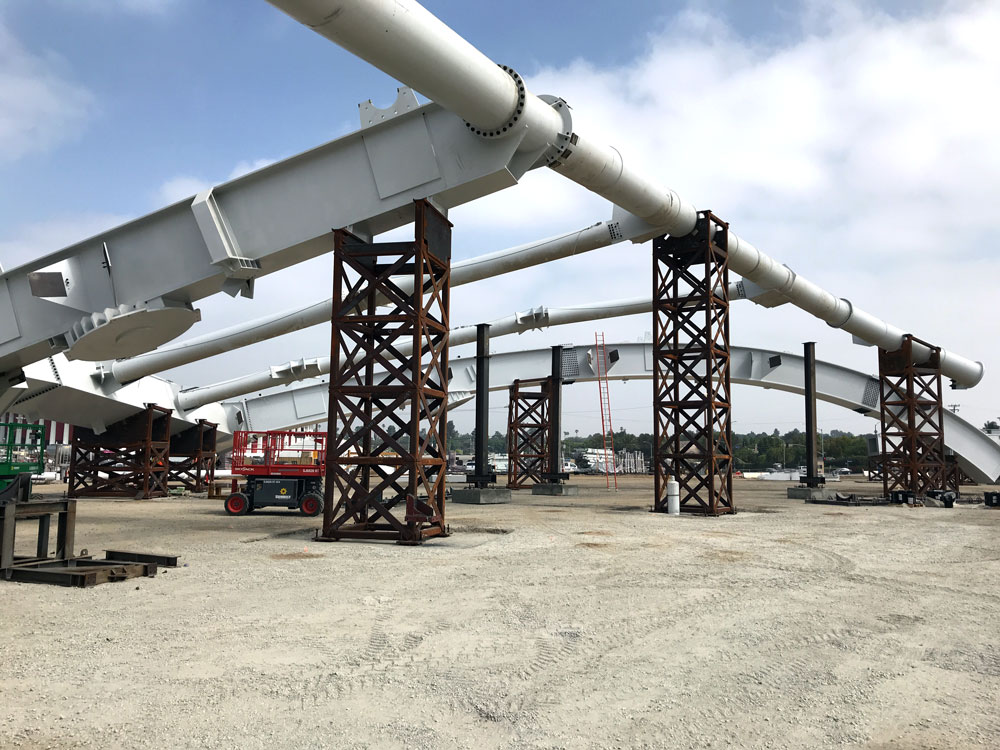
[595,332,618,490]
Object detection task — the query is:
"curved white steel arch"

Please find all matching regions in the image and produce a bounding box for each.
[233,342,1000,484]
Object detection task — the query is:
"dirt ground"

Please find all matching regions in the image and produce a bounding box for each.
[2,475,998,749]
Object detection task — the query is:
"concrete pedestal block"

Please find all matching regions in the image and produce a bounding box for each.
[787,486,837,502]
[530,484,580,496]
[452,487,511,505]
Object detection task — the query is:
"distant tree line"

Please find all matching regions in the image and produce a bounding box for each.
[446,421,873,471]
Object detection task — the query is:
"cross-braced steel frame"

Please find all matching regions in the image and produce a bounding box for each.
[653,211,735,515]
[506,378,552,489]
[167,419,217,492]
[319,200,451,545]
[879,335,947,499]
[68,405,172,499]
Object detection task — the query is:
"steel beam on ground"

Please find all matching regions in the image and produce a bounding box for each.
[318,200,450,545]
[653,211,735,516]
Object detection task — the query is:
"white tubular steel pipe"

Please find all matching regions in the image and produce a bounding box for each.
[112,299,331,383]
[112,221,621,384]
[176,295,656,411]
[266,0,984,388]
[266,0,563,152]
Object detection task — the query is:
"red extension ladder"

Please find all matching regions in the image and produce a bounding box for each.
[595,332,618,490]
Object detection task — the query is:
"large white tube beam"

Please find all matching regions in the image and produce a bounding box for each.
[265,0,984,388]
[267,0,564,153]
[175,295,655,410]
[110,220,625,383]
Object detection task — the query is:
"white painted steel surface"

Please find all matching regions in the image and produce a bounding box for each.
[0,93,556,383]
[110,218,649,384]
[266,0,983,387]
[173,297,654,410]
[234,342,1000,483]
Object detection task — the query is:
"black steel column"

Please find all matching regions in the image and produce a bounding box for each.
[550,345,562,479]
[543,346,568,484]
[803,341,819,485]
[470,324,495,488]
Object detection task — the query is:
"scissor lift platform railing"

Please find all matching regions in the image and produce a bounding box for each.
[230,430,326,478]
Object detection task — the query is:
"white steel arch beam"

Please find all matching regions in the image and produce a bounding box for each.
[234,342,1000,484]
[108,213,661,384]
[109,213,783,386]
[172,297,653,410]
[0,89,570,384]
[6,295,656,436]
[266,0,985,388]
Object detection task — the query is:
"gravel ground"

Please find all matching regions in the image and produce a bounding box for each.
[2,475,998,749]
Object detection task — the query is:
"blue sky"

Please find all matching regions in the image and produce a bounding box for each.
[0,0,937,234]
[1,0,786,231]
[2,0,998,437]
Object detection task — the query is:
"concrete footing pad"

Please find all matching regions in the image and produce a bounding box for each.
[530,484,580,496]
[452,487,512,505]
[787,486,838,502]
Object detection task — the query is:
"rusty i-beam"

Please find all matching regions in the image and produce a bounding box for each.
[879,334,947,499]
[318,199,451,545]
[653,211,735,515]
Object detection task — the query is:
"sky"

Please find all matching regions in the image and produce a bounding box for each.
[1,0,998,439]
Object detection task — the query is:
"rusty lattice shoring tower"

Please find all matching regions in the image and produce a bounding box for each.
[506,378,552,489]
[319,200,451,545]
[653,211,735,515]
[68,404,172,499]
[879,335,947,499]
[167,419,217,493]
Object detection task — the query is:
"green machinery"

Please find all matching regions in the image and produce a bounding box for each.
[0,422,46,491]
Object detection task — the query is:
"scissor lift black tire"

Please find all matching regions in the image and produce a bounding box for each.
[224,491,251,516]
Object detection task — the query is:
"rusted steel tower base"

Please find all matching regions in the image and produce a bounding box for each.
[318,200,450,545]
[506,378,552,489]
[653,211,735,515]
[68,405,172,499]
[879,335,947,499]
[168,419,217,492]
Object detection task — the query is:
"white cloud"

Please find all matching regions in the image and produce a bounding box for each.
[438,0,1000,434]
[7,1,999,440]
[227,158,276,179]
[157,176,211,205]
[155,157,277,205]
[163,0,1000,435]
[0,21,95,162]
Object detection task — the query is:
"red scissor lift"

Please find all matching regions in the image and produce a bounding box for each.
[225,430,327,516]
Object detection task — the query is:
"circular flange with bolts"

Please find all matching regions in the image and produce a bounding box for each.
[225,491,250,516]
[298,492,324,517]
[463,65,527,139]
